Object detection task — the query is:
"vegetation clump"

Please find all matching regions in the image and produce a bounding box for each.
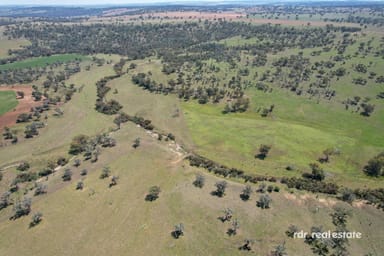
[29,212,43,228]
[257,194,272,209]
[193,174,205,188]
[240,185,253,201]
[255,144,271,160]
[172,223,185,239]
[363,152,384,176]
[213,181,227,197]
[100,166,111,179]
[145,186,161,201]
[11,198,32,220]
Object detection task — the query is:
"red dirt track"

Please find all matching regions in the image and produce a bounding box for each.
[0,86,42,131]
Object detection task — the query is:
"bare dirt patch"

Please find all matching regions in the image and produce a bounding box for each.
[0,86,42,131]
[110,11,245,22]
[244,18,358,27]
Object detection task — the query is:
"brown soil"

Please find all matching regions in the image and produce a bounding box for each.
[119,11,245,21]
[0,86,42,131]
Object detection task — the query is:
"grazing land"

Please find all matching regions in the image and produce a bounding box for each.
[0,3,383,256]
[0,90,17,116]
[0,54,88,70]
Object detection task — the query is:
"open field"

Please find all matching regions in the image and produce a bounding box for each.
[0,27,30,59]
[0,86,44,130]
[0,4,383,256]
[0,54,88,71]
[0,90,17,116]
[0,117,383,256]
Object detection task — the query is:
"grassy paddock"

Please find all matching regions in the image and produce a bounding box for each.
[0,90,18,116]
[0,54,89,70]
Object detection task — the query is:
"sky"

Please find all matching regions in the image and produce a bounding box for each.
[0,0,379,6]
[0,0,231,6]
[0,0,338,6]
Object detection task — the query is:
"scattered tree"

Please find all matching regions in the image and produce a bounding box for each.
[100,166,111,179]
[360,103,375,116]
[331,206,351,228]
[257,194,272,209]
[240,185,253,201]
[16,162,30,171]
[363,152,384,176]
[132,138,141,148]
[57,156,68,166]
[11,197,32,220]
[257,182,267,193]
[193,173,205,188]
[227,219,240,236]
[29,212,43,228]
[303,163,325,181]
[34,183,47,196]
[0,192,11,210]
[76,181,84,190]
[239,239,254,251]
[339,188,356,203]
[69,135,89,155]
[286,224,299,238]
[80,169,88,176]
[271,242,287,256]
[213,180,227,197]
[220,208,233,222]
[145,186,161,201]
[62,169,72,181]
[172,223,185,239]
[256,144,271,160]
[73,159,81,167]
[109,176,118,188]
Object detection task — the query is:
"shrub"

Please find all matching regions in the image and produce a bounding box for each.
[62,169,72,181]
[57,157,68,166]
[255,144,271,160]
[109,176,118,188]
[257,194,271,209]
[167,133,176,141]
[100,166,110,179]
[80,169,88,176]
[339,188,355,203]
[281,177,339,194]
[286,225,299,238]
[240,185,253,201]
[303,163,325,181]
[145,186,161,201]
[73,159,81,167]
[213,181,227,197]
[34,183,47,196]
[16,113,32,123]
[0,192,11,210]
[38,168,53,177]
[132,138,140,148]
[11,198,32,220]
[13,172,38,184]
[16,162,30,171]
[227,219,240,236]
[76,181,84,190]
[193,174,205,188]
[69,135,89,155]
[220,208,233,222]
[363,152,384,176]
[172,223,185,239]
[239,239,254,251]
[257,183,267,193]
[29,212,43,227]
